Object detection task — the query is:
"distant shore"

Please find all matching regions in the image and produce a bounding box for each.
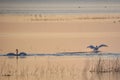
[0,14,120,23]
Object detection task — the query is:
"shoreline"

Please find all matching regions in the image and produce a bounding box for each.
[0,13,120,22]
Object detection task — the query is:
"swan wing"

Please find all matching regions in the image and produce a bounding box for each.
[98,44,108,48]
[87,45,95,49]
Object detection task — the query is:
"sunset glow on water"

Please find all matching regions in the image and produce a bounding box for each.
[0,0,120,80]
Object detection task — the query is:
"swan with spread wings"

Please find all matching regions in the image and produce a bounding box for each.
[87,44,108,53]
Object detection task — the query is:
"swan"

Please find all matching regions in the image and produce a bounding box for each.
[7,49,27,56]
[87,44,108,53]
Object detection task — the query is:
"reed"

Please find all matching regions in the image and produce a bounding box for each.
[90,56,120,73]
[0,57,82,80]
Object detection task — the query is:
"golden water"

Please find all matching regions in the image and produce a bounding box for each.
[0,56,120,80]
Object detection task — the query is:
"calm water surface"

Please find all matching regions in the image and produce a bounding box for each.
[0,56,120,80]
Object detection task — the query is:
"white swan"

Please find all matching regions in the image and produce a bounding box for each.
[87,44,108,53]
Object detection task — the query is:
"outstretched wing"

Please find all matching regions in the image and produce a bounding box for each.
[87,45,95,49]
[98,44,108,48]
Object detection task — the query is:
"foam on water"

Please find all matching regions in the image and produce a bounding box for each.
[0,52,120,57]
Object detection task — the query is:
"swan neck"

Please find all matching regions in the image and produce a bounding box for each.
[16,49,18,55]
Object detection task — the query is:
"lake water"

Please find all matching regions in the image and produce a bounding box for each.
[0,54,120,80]
[0,1,120,80]
[0,0,120,15]
[0,5,120,15]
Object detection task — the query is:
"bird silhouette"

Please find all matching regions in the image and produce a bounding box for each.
[87,44,108,53]
[7,49,27,56]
